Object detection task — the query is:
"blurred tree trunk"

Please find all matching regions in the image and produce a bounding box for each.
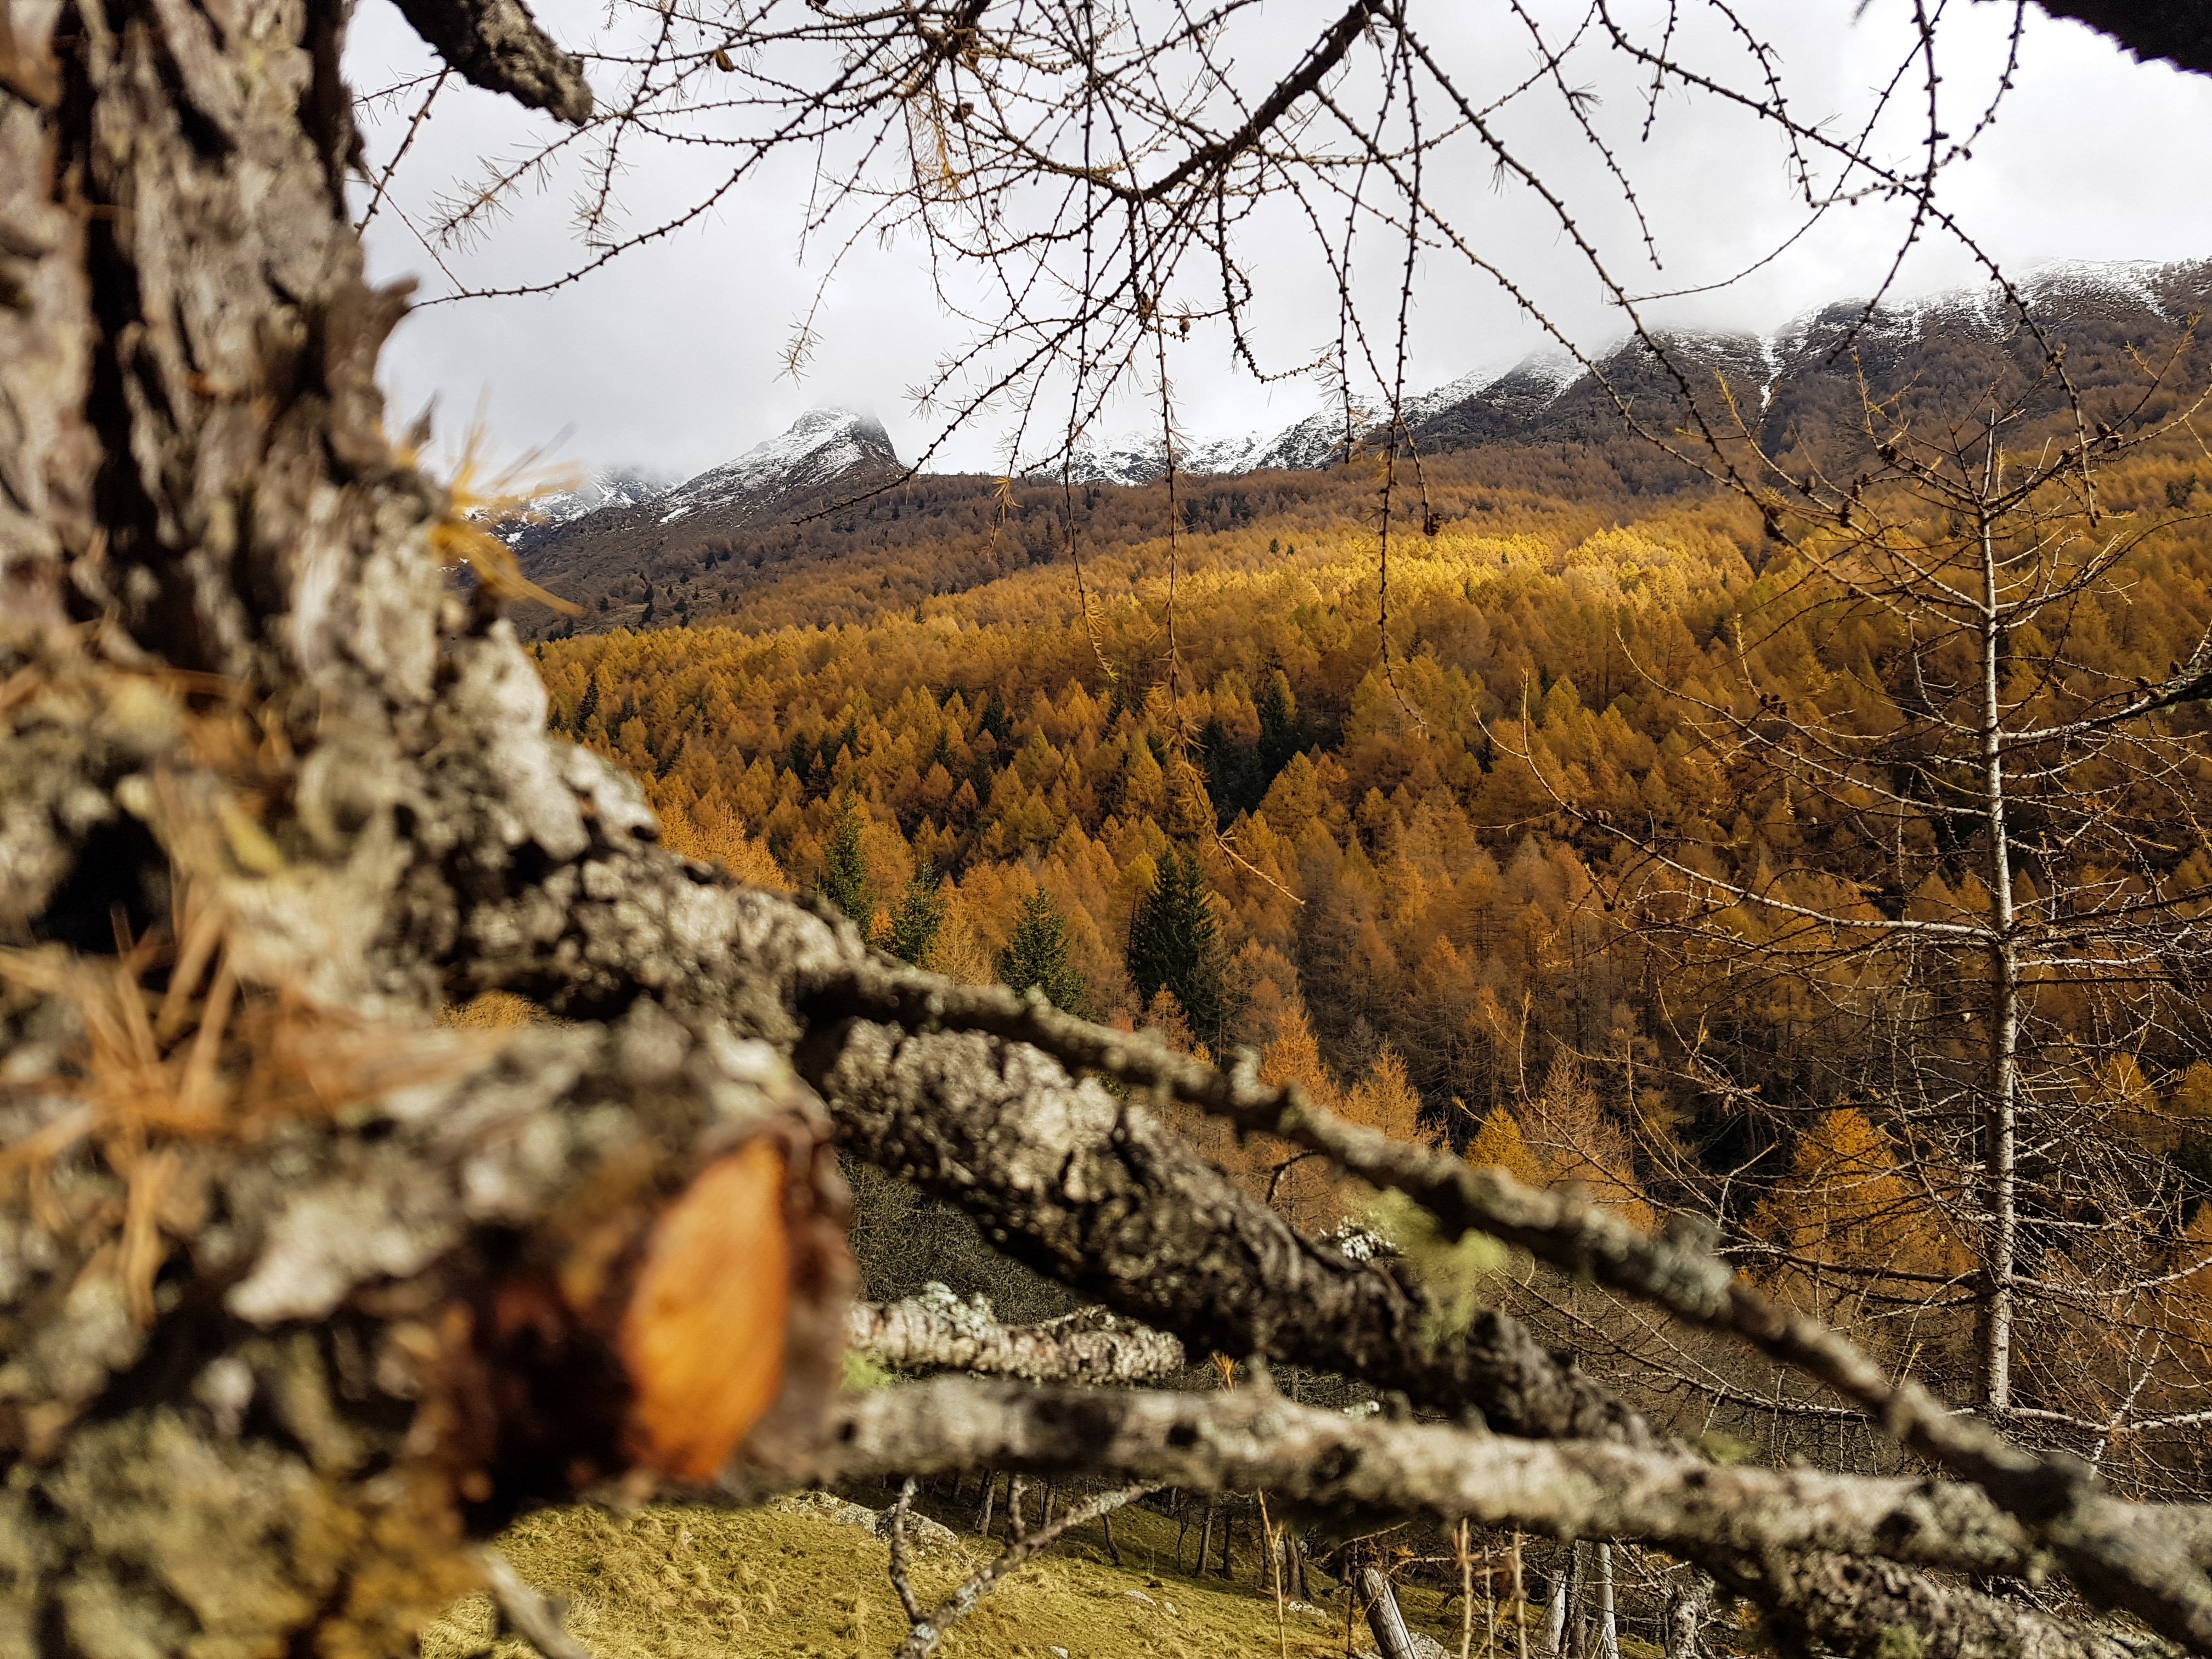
[0,1,860,1651]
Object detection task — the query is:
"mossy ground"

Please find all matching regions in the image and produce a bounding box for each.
[419,1491,1528,1659]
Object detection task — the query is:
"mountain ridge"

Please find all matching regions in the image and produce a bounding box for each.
[510,256,2212,638]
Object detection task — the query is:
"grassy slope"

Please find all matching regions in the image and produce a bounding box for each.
[418,1493,1523,1659]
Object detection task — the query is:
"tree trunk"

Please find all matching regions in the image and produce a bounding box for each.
[0,0,872,1646]
[1976,480,2021,1416]
[1546,1545,1579,1658]
[975,1469,998,1537]
[1363,1568,1419,1659]
[1594,1543,1618,1659]
[1664,1571,1713,1659]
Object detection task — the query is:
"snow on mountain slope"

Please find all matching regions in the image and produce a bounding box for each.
[541,261,2209,509]
[1030,397,1401,486]
[651,408,900,524]
[2016,258,2190,320]
[492,468,675,546]
[1780,257,2210,363]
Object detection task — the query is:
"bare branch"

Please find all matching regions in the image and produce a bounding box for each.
[849,1286,1187,1383]
[820,1376,2169,1659]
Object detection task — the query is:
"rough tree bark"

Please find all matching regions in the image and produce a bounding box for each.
[847,1285,1184,1383]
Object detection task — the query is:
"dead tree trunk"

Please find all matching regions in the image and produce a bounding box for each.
[1546,1546,1579,1658]
[1663,1572,1712,1659]
[1363,1568,1419,1659]
[1594,1543,1618,1659]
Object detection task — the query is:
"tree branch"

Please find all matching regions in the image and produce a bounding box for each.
[818,1377,2159,1659]
[2032,2,2212,80]
[478,1547,595,1659]
[389,0,592,125]
[887,1472,1155,1659]
[823,973,2212,1648]
[849,1286,1186,1383]
[450,785,1652,1447]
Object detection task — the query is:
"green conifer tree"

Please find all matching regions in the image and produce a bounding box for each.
[1199,712,1261,819]
[1126,847,1226,1042]
[996,886,1088,1014]
[886,862,949,968]
[1257,666,1301,782]
[816,792,872,924]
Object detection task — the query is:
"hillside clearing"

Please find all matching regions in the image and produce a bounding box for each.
[418,1492,1531,1659]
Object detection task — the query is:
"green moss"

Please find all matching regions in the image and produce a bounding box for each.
[840,1351,895,1391]
[421,1496,1494,1659]
[1361,1190,1516,1345]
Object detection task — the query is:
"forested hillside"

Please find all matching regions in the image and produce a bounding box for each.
[531,421,2212,1488]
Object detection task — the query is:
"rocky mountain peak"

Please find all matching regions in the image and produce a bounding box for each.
[652,408,901,526]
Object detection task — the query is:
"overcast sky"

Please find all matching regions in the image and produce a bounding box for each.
[349,1,2212,482]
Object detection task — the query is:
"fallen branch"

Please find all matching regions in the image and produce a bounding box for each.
[821,1376,2164,1659]
[469,840,1649,1441]
[850,1284,1186,1383]
[823,1374,2046,1579]
[478,1548,595,1659]
[885,1472,1156,1659]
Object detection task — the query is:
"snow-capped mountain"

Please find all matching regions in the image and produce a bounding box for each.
[493,467,674,546]
[647,408,900,527]
[514,408,907,614]
[1032,404,1363,487]
[1023,352,1595,486]
[506,259,2212,642]
[963,266,2198,493]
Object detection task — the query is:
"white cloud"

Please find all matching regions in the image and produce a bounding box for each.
[352,0,2212,481]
